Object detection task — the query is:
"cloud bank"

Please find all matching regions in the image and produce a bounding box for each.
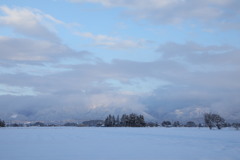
[1,39,240,121]
[0,4,240,122]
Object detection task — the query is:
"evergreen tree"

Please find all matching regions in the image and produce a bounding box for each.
[116,115,120,126]
[112,115,116,126]
[104,114,118,127]
[104,115,111,127]
[139,115,146,127]
[129,113,136,127]
[120,114,128,127]
[0,119,5,127]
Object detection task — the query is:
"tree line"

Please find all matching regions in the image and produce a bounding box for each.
[1,112,240,130]
[104,113,240,130]
[160,113,239,130]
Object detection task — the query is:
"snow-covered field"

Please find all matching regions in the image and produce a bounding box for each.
[0,127,239,160]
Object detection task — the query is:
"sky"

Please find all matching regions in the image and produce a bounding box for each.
[0,0,240,122]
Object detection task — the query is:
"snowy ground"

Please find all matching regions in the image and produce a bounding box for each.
[0,127,239,160]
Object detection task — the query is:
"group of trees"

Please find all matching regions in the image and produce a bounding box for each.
[104,114,146,127]
[0,119,5,127]
[103,112,230,130]
[1,113,239,130]
[160,113,226,129]
[160,113,230,130]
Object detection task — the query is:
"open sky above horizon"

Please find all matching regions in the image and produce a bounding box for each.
[0,0,240,121]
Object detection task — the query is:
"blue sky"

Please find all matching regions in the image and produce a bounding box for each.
[0,0,240,122]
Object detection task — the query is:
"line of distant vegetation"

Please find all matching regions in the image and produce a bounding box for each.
[1,113,240,130]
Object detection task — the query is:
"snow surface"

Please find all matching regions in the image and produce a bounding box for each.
[0,127,239,160]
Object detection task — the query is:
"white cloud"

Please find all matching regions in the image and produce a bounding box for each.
[69,0,177,8]
[69,0,240,29]
[0,36,83,61]
[0,6,63,41]
[0,84,39,96]
[76,32,146,49]
[105,78,170,94]
[158,42,240,72]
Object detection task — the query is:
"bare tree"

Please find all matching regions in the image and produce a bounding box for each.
[204,113,225,129]
[232,123,240,130]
